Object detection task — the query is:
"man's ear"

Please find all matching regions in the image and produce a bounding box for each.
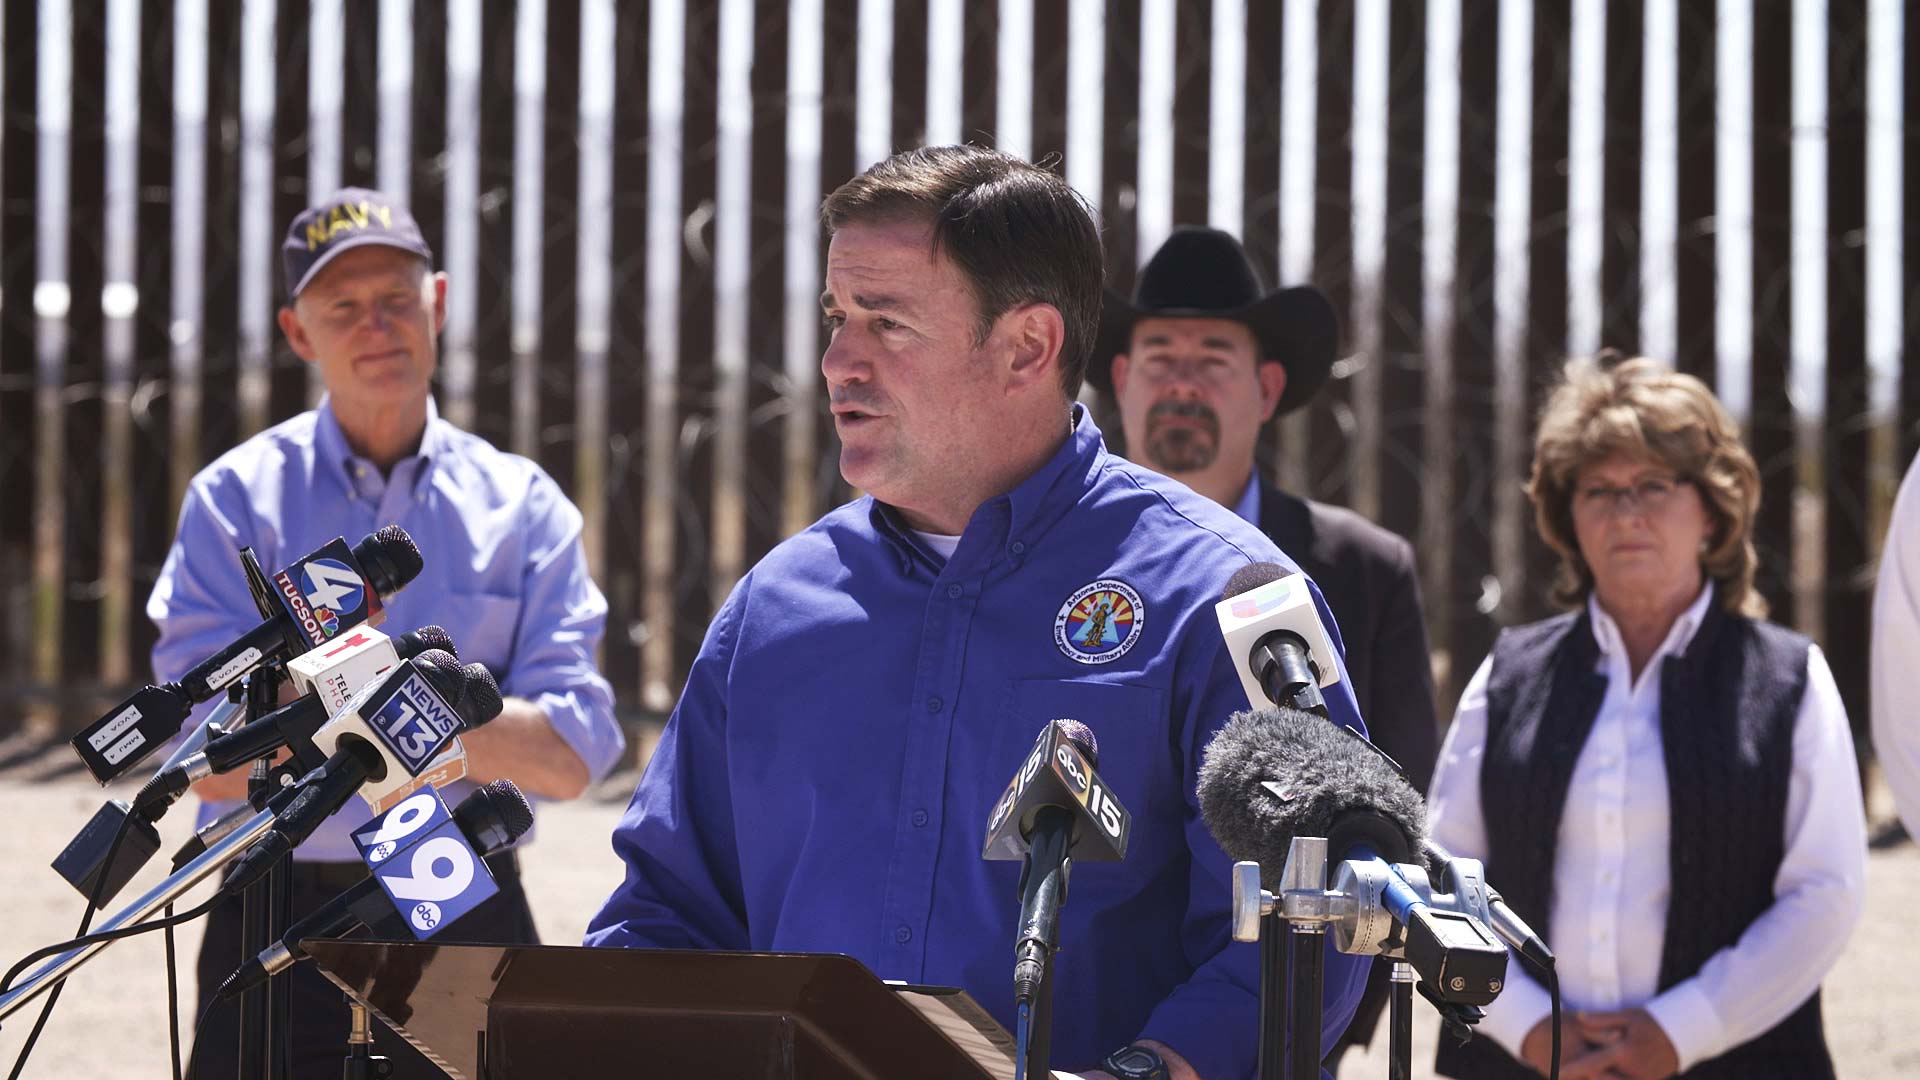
[429,271,450,334]
[1256,359,1288,421]
[1110,352,1133,398]
[278,306,318,364]
[1003,302,1067,393]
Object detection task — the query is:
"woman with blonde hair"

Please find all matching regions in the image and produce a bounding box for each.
[1428,354,1865,1079]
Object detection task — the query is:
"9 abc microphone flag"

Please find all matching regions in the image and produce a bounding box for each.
[352,788,498,938]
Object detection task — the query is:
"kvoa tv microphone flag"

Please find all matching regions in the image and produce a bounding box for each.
[71,525,424,783]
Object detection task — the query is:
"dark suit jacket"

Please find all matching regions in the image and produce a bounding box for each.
[1260,486,1440,792]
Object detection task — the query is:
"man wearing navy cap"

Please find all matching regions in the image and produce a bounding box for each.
[148,188,624,1079]
[1093,227,1440,1069]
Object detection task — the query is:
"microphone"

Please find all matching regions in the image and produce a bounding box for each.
[70,526,425,783]
[981,720,1132,1006]
[288,624,459,714]
[1198,707,1507,1005]
[1197,705,1423,885]
[51,624,457,908]
[217,780,535,999]
[220,651,502,893]
[131,626,460,819]
[1425,840,1554,975]
[1214,562,1343,715]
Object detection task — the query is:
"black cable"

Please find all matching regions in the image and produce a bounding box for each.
[165,907,183,1080]
[1546,962,1561,1080]
[1,894,223,996]
[6,793,142,1079]
[183,983,231,1080]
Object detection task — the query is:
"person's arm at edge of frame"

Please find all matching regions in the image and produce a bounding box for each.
[1872,455,1920,836]
[582,574,753,952]
[459,470,624,800]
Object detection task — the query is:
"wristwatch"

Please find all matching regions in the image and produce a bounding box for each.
[1100,1043,1171,1080]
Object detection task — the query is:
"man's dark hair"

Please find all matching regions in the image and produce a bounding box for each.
[821,145,1105,400]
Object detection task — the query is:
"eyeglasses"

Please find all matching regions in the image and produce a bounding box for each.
[1573,475,1691,519]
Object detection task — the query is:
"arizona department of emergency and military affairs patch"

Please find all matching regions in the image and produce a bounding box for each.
[1054,580,1145,665]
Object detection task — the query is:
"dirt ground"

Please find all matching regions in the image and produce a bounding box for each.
[1,734,1915,1079]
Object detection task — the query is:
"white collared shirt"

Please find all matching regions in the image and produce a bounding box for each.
[1427,583,1867,1070]
[1872,453,1920,834]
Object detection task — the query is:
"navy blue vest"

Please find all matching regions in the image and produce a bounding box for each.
[1435,601,1832,1080]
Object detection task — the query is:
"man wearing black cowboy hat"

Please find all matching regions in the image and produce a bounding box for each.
[1094,226,1440,1065]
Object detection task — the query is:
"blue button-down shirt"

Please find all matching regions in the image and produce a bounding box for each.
[147,397,623,861]
[586,407,1365,1078]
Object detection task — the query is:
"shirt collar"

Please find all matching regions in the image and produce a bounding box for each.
[871,403,1106,572]
[314,394,446,496]
[1231,469,1262,525]
[1585,578,1717,663]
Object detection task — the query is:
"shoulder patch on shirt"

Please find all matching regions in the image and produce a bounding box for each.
[1054,580,1145,665]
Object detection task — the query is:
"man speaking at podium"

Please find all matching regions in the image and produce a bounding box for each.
[588,147,1368,1079]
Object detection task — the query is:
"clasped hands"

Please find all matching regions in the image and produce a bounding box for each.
[1521,1007,1680,1080]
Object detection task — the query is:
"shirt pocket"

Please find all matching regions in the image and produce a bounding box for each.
[429,592,522,686]
[1000,678,1176,825]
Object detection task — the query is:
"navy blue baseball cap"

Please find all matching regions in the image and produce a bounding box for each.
[281,187,435,299]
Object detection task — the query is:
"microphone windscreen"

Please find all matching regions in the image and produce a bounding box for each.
[357,525,424,597]
[1054,718,1099,768]
[1197,707,1426,887]
[1221,561,1289,602]
[398,625,458,660]
[457,663,504,729]
[453,779,536,854]
[411,649,464,695]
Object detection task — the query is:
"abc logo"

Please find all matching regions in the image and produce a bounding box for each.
[411,901,443,933]
[368,840,397,864]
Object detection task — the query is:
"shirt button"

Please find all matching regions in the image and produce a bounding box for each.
[947,583,963,599]
[1009,540,1027,555]
[926,696,942,713]
[895,925,913,944]
[911,809,929,827]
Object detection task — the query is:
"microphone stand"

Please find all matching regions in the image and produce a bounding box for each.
[1278,838,1327,1080]
[0,807,282,1021]
[341,1000,389,1080]
[1232,837,1334,1080]
[233,547,293,1080]
[1387,960,1413,1080]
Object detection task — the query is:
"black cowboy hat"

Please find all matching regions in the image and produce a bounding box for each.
[1087,227,1339,415]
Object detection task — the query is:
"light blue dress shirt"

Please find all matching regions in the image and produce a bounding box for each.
[586,406,1366,1078]
[147,397,623,861]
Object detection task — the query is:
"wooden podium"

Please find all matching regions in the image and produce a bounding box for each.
[304,941,1020,1079]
